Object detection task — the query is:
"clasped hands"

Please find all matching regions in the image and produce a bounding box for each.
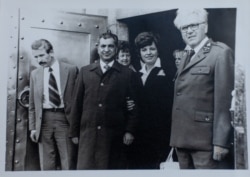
[213,145,229,161]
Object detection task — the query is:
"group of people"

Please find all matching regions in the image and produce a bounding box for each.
[28,8,234,170]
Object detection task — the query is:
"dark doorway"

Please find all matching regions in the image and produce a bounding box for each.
[118,8,236,78]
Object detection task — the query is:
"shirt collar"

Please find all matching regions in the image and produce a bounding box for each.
[44,59,59,72]
[185,36,209,54]
[100,59,114,72]
[140,57,161,74]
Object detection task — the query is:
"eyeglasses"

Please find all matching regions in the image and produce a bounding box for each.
[180,22,206,33]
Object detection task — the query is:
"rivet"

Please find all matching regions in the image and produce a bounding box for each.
[95,43,98,46]
[13,66,16,69]
[60,21,63,25]
[95,25,99,28]
[17,118,21,122]
[20,56,24,59]
[16,139,20,143]
[41,19,45,23]
[78,23,82,27]
[14,160,19,164]
[19,76,23,80]
[9,76,12,79]
[10,55,12,58]
[10,36,13,38]
[10,16,13,18]
[21,17,25,20]
[21,37,24,40]
[14,46,17,48]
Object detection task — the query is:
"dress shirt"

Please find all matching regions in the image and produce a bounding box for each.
[100,59,114,73]
[185,36,209,61]
[139,57,161,85]
[43,60,64,108]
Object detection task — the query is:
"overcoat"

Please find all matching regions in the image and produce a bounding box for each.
[69,61,138,169]
[131,65,174,168]
[170,39,234,151]
[29,61,78,141]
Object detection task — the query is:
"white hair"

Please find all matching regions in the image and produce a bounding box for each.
[174,8,208,29]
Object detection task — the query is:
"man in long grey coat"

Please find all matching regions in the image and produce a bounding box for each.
[69,31,138,169]
[170,8,234,169]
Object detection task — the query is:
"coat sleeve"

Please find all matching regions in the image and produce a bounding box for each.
[124,70,139,135]
[213,46,234,148]
[68,68,85,138]
[28,72,36,131]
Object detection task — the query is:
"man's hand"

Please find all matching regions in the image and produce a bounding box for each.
[30,130,37,142]
[123,132,134,145]
[126,97,135,111]
[213,145,229,161]
[71,137,79,144]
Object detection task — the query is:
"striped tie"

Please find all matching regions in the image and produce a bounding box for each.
[48,67,61,107]
[104,64,110,73]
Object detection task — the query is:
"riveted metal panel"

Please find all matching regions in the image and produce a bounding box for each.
[5,9,19,171]
[6,8,107,171]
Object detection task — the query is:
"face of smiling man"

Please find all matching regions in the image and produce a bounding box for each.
[180,15,208,49]
[97,37,117,63]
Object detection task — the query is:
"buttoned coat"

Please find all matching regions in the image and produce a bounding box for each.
[69,61,138,169]
[170,39,234,151]
[132,66,174,168]
[29,61,78,142]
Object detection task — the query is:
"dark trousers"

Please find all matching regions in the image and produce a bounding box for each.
[39,110,75,170]
[176,148,233,169]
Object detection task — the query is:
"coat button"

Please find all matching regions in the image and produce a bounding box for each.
[98,103,102,107]
[97,126,101,130]
[176,92,181,96]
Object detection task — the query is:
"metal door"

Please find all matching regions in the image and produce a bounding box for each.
[6,8,107,171]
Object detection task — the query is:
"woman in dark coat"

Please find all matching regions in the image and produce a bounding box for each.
[129,32,174,169]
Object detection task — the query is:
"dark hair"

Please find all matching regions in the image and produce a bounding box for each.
[134,32,159,50]
[118,41,131,53]
[98,30,118,46]
[31,39,53,54]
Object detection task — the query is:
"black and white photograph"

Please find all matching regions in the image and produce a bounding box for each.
[0,0,249,177]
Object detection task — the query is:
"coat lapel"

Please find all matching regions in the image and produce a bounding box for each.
[180,39,212,73]
[59,62,69,97]
[35,67,44,100]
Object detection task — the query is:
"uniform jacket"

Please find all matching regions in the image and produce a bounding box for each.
[29,61,78,142]
[69,61,138,169]
[170,39,234,151]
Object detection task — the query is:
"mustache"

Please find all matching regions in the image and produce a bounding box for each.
[39,61,47,65]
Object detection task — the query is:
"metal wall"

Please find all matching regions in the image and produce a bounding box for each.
[5,8,107,171]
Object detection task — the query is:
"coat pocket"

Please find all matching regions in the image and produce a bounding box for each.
[194,111,213,123]
[191,66,210,75]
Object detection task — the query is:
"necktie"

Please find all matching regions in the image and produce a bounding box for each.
[184,49,195,67]
[104,64,110,72]
[48,67,61,107]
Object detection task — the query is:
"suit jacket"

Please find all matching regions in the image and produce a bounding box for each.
[170,39,234,151]
[29,61,78,142]
[69,61,138,169]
